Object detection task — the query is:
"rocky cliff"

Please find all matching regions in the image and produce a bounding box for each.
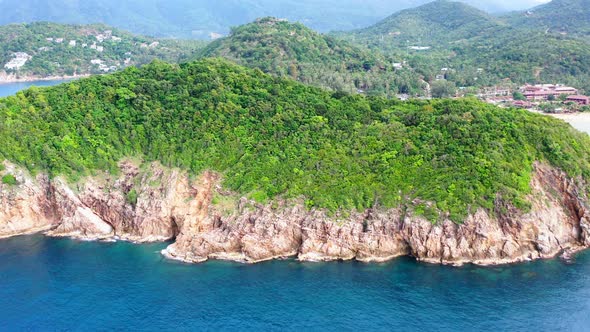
[1,160,589,266]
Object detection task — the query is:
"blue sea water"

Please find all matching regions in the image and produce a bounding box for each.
[0,234,589,331]
[0,79,72,98]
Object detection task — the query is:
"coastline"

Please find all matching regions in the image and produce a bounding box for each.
[547,111,590,121]
[541,111,590,135]
[8,229,583,267]
[1,160,589,268]
[0,73,91,84]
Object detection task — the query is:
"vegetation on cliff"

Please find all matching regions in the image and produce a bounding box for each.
[1,58,589,221]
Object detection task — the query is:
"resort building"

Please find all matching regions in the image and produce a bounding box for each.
[566,95,590,105]
[522,84,578,101]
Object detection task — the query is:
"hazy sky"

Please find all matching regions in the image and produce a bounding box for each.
[464,0,551,12]
[0,0,558,38]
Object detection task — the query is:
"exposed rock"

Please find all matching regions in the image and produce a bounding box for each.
[1,160,589,266]
[0,163,56,238]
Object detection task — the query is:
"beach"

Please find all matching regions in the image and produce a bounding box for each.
[548,112,590,135]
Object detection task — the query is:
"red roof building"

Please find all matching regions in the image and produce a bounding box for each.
[566,95,590,105]
[513,100,532,108]
[522,84,578,101]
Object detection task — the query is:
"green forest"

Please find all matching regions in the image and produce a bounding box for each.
[199,17,425,96]
[337,0,590,93]
[1,58,589,222]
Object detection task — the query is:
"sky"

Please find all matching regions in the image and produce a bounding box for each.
[464,0,551,12]
[0,0,557,38]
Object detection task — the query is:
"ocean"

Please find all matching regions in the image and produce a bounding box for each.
[0,235,589,331]
[0,79,73,98]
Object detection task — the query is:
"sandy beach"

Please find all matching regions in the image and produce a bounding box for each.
[546,112,590,135]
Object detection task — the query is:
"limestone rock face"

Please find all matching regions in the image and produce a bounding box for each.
[1,160,589,266]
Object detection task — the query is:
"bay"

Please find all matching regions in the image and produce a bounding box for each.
[0,79,73,98]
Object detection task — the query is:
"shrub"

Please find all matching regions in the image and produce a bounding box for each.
[126,189,138,207]
[2,174,17,186]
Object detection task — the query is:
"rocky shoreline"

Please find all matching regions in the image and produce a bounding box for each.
[1,160,589,266]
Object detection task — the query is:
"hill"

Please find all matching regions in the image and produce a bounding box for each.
[0,22,205,79]
[506,0,590,39]
[1,58,589,221]
[446,28,590,90]
[336,0,590,92]
[199,17,424,96]
[342,0,504,48]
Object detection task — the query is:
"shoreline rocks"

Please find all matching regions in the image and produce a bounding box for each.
[1,160,589,266]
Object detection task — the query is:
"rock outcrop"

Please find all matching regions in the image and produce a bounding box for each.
[1,160,589,266]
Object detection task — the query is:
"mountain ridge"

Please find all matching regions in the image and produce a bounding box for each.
[349,0,505,46]
[0,0,557,39]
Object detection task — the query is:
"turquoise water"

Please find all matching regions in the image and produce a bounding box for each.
[0,79,73,98]
[0,235,589,331]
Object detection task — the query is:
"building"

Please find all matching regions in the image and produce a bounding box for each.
[512,100,532,108]
[408,46,430,51]
[478,86,512,98]
[4,52,31,70]
[486,96,514,104]
[566,95,590,105]
[522,84,578,101]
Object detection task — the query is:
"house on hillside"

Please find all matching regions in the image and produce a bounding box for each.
[4,52,32,70]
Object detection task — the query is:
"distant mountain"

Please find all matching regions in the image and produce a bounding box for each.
[335,0,590,93]
[506,0,590,39]
[0,0,553,40]
[199,17,425,96]
[0,0,430,39]
[0,22,204,79]
[342,0,505,48]
[448,29,590,90]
